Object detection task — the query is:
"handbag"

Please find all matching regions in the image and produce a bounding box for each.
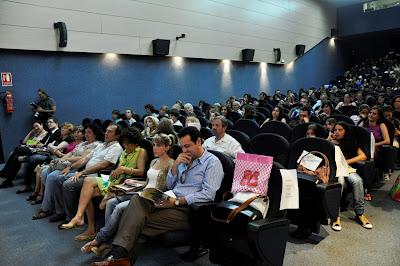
[389,176,400,202]
[231,153,273,195]
[297,151,330,184]
[211,195,268,226]
[48,158,71,171]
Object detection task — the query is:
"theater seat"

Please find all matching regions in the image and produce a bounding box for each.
[286,137,342,235]
[208,162,289,266]
[250,133,290,167]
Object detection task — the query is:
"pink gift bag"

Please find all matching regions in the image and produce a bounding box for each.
[231,153,274,195]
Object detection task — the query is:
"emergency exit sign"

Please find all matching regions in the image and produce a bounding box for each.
[1,72,13,86]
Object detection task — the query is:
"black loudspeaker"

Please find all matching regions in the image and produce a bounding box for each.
[241,49,255,61]
[295,44,305,56]
[152,39,170,56]
[331,28,337,37]
[53,22,67,47]
[273,48,281,62]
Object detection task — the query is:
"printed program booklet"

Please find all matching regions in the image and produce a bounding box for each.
[139,188,176,204]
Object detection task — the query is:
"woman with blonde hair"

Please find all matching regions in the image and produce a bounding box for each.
[80,133,174,256]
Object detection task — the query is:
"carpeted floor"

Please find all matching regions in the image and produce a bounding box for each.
[1,168,399,265]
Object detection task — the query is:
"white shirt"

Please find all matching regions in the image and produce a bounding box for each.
[85,140,123,169]
[173,120,183,127]
[145,168,160,189]
[203,133,244,159]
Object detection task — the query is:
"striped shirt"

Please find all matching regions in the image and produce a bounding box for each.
[166,150,224,205]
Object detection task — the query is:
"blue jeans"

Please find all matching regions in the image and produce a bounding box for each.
[344,172,365,216]
[40,169,71,214]
[96,194,133,244]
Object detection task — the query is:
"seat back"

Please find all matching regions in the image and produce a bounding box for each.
[234,119,260,140]
[287,137,337,182]
[173,124,183,133]
[226,129,251,152]
[200,127,214,140]
[198,117,210,128]
[338,105,358,116]
[194,109,205,118]
[382,118,395,145]
[260,120,291,141]
[250,133,290,167]
[350,125,372,159]
[266,162,285,218]
[256,107,271,117]
[255,112,267,126]
[140,138,154,179]
[228,111,242,123]
[208,150,235,201]
[329,115,355,125]
[291,123,328,142]
[131,121,144,131]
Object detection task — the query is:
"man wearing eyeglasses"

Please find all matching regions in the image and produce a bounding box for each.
[92,127,224,266]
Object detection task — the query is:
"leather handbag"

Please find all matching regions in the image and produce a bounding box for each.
[211,195,268,226]
[297,151,330,184]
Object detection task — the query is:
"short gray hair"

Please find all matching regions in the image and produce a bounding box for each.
[212,115,228,128]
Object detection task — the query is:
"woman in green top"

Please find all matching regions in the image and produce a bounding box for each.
[60,127,147,240]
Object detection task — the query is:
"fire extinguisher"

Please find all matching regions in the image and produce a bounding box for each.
[4,90,14,113]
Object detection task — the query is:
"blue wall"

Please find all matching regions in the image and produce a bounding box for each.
[0,37,346,159]
[337,3,400,37]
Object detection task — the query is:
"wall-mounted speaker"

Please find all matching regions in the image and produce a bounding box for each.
[273,48,281,62]
[53,22,67,47]
[331,28,337,38]
[295,44,305,56]
[241,49,255,62]
[152,39,170,56]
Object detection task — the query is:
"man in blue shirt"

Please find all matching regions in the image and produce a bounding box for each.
[92,127,224,266]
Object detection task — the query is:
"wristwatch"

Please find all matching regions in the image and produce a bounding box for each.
[175,198,180,206]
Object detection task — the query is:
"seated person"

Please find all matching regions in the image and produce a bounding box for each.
[60,127,147,241]
[32,123,103,219]
[383,105,400,147]
[0,121,48,188]
[156,118,178,145]
[81,133,174,256]
[92,127,224,265]
[33,124,122,223]
[0,117,61,190]
[350,104,369,125]
[142,116,159,138]
[20,122,74,193]
[317,101,334,121]
[203,116,244,159]
[330,122,373,230]
[124,109,136,127]
[169,109,183,127]
[260,105,287,126]
[325,118,337,141]
[359,106,390,183]
[185,116,201,131]
[30,125,85,205]
[289,106,311,127]
[305,124,318,138]
[335,94,356,110]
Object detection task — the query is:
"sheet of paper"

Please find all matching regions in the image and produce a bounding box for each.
[279,169,299,210]
[297,150,323,171]
[101,174,109,182]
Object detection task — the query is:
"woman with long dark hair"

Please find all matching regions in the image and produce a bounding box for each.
[330,122,373,230]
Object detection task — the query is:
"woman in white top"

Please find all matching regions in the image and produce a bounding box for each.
[81,133,175,256]
[260,105,287,127]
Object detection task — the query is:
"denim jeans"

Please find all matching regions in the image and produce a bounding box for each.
[96,194,133,244]
[344,172,365,216]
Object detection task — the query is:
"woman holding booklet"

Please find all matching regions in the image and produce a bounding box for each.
[80,133,175,256]
[60,127,147,241]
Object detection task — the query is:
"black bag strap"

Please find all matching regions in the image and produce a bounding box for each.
[211,195,268,223]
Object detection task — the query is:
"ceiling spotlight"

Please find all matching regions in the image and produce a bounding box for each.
[176,34,186,40]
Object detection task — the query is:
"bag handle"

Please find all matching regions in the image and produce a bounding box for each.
[297,150,330,183]
[298,150,329,169]
[211,195,268,223]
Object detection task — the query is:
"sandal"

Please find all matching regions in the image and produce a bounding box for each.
[32,210,52,220]
[31,195,43,205]
[364,193,372,201]
[75,232,96,241]
[81,241,96,253]
[26,192,38,201]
